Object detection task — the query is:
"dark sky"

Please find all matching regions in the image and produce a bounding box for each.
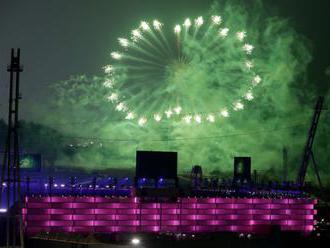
[0,0,329,121]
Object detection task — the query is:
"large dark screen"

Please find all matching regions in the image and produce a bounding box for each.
[136,151,177,179]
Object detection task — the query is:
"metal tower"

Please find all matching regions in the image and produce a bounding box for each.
[0,49,24,248]
[296,96,324,188]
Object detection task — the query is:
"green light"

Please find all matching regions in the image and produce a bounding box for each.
[45,1,317,181]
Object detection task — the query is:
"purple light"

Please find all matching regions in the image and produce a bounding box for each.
[23,197,317,235]
[0,208,7,213]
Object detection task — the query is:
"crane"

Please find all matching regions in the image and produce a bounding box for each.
[296,96,324,188]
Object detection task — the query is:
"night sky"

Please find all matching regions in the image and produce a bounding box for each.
[0,0,329,121]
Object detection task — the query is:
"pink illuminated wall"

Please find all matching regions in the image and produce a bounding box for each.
[22,197,317,235]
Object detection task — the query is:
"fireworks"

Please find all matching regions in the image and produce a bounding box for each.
[233,101,244,111]
[103,65,114,74]
[140,21,150,31]
[174,25,181,34]
[211,15,222,25]
[183,115,192,124]
[118,38,129,48]
[252,75,262,86]
[104,15,262,126]
[183,18,192,28]
[245,91,254,101]
[206,114,215,123]
[165,109,173,118]
[194,115,202,124]
[219,27,229,38]
[153,20,163,30]
[153,113,162,122]
[49,1,313,172]
[107,93,118,102]
[125,112,135,120]
[236,31,246,41]
[138,117,147,126]
[115,102,127,112]
[243,43,254,54]
[131,29,142,40]
[195,16,204,27]
[220,109,229,118]
[103,79,113,88]
[111,52,122,60]
[245,60,254,70]
[174,106,182,115]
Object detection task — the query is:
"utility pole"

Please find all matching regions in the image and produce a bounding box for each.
[0,49,24,248]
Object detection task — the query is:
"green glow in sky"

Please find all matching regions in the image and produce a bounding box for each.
[41,1,330,184]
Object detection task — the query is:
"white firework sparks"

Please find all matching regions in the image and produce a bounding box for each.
[174,106,182,114]
[118,38,129,47]
[183,115,192,124]
[107,93,118,102]
[115,102,127,112]
[236,31,246,41]
[220,109,229,117]
[194,115,202,124]
[245,60,254,70]
[125,112,135,120]
[103,79,113,88]
[132,29,142,40]
[183,18,192,28]
[140,21,150,31]
[195,16,204,27]
[183,18,191,28]
[154,113,162,122]
[165,109,173,118]
[211,15,222,25]
[245,91,254,101]
[138,117,147,126]
[233,101,244,111]
[103,65,114,74]
[153,20,163,30]
[243,43,254,54]
[206,114,215,123]
[252,75,262,86]
[105,17,262,125]
[111,52,122,60]
[219,28,229,38]
[174,25,181,34]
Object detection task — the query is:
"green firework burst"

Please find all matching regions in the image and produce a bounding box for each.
[104,15,262,126]
[44,1,327,184]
